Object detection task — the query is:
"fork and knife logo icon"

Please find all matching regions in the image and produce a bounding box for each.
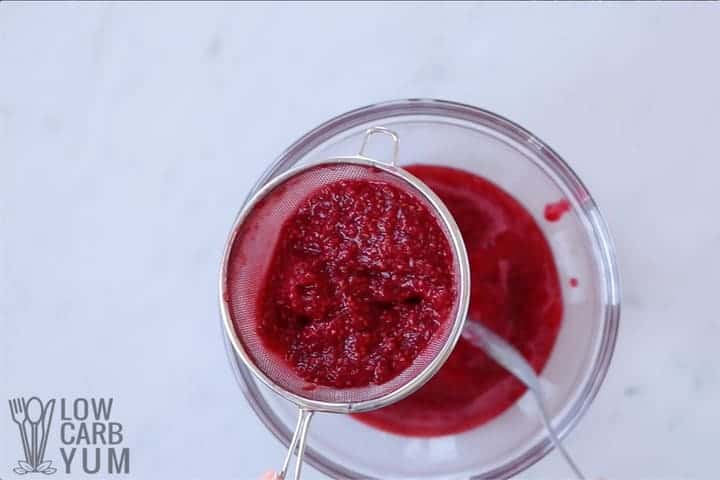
[8,397,57,475]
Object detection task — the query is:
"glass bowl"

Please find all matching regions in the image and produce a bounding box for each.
[223,99,620,479]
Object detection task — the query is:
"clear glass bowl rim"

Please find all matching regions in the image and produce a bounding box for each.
[222,98,621,479]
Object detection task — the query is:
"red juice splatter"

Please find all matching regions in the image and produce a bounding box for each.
[544,198,571,222]
[569,277,579,288]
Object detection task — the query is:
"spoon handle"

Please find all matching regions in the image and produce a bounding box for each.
[462,321,585,480]
[31,423,38,468]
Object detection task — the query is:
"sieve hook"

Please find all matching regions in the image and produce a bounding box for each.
[358,126,400,166]
[278,408,314,480]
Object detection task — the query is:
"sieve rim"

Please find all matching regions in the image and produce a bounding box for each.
[219,156,470,413]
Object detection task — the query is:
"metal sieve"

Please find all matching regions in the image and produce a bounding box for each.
[219,127,470,480]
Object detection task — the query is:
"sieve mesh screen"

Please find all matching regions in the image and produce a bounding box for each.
[224,162,464,406]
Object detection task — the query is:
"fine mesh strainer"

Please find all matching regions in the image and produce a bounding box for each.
[219,127,471,480]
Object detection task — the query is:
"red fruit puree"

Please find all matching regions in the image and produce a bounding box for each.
[354,165,563,436]
[256,179,455,388]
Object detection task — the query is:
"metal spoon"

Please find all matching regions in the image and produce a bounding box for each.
[462,321,585,480]
[25,397,44,468]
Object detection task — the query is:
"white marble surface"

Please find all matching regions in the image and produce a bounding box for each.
[2,3,719,479]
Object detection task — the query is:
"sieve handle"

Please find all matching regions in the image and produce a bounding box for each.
[278,408,314,480]
[358,126,400,166]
